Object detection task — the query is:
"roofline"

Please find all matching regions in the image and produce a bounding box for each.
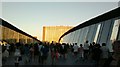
[59,7,120,42]
[0,18,40,42]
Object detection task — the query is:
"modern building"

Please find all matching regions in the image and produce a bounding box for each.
[59,7,120,52]
[0,18,40,44]
[42,26,73,43]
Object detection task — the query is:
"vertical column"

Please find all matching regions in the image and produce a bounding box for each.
[17,33,19,42]
[42,27,45,41]
[25,36,27,44]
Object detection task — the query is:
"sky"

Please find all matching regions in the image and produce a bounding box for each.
[1,0,120,40]
[1,0,120,2]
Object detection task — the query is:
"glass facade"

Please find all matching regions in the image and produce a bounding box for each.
[86,24,96,43]
[98,20,112,45]
[61,16,120,52]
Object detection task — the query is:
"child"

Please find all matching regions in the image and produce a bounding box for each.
[75,44,84,62]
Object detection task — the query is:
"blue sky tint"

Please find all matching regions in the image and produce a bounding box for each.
[2,2,119,40]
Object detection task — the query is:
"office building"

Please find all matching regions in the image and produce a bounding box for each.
[43,26,72,43]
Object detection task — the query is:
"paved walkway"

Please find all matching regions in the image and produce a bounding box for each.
[2,51,117,67]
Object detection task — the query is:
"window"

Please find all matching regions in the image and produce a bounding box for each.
[86,24,96,43]
[110,19,120,42]
[94,24,101,43]
[108,18,120,52]
[99,20,112,45]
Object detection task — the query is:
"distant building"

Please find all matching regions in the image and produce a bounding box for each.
[34,36,37,39]
[42,26,73,43]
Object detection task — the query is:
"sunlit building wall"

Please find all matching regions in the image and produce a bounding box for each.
[0,18,40,44]
[43,26,73,43]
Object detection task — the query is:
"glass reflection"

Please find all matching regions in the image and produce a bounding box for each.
[110,19,120,42]
[94,24,101,43]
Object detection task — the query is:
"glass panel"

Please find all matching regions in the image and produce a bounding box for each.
[86,24,95,43]
[94,24,101,43]
[99,20,112,45]
[63,36,66,43]
[77,29,81,45]
[72,31,76,43]
[81,27,89,44]
[68,33,73,44]
[117,27,120,40]
[109,18,120,52]
[110,19,120,42]
[73,30,79,43]
[79,28,84,44]
[117,19,120,40]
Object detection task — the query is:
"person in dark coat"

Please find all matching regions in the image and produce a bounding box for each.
[92,43,102,67]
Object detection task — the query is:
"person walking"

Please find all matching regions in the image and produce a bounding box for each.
[92,44,102,67]
[14,46,21,67]
[100,43,109,65]
[24,44,30,64]
[38,42,43,63]
[103,40,120,67]
[73,43,79,57]
[79,44,84,59]
[83,41,89,61]
[41,45,49,65]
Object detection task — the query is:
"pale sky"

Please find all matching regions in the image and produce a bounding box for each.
[1,0,120,2]
[1,0,119,40]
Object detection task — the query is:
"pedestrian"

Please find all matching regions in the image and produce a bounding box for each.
[103,40,120,67]
[14,46,21,67]
[92,44,102,67]
[24,44,30,63]
[73,43,79,57]
[60,43,67,59]
[100,43,109,65]
[38,42,43,63]
[41,45,49,64]
[29,45,34,62]
[83,40,89,61]
[79,44,84,59]
[2,49,9,63]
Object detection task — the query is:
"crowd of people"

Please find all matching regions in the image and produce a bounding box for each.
[1,40,120,67]
[1,41,70,66]
[71,40,120,67]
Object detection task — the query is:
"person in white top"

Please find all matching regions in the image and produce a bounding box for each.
[73,43,79,57]
[38,42,43,63]
[83,40,89,60]
[5,43,10,55]
[103,40,120,67]
[6,44,10,50]
[100,43,109,66]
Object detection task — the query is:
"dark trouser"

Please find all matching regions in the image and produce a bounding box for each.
[117,60,120,67]
[103,56,113,67]
[38,52,42,63]
[84,50,89,60]
[15,63,19,67]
